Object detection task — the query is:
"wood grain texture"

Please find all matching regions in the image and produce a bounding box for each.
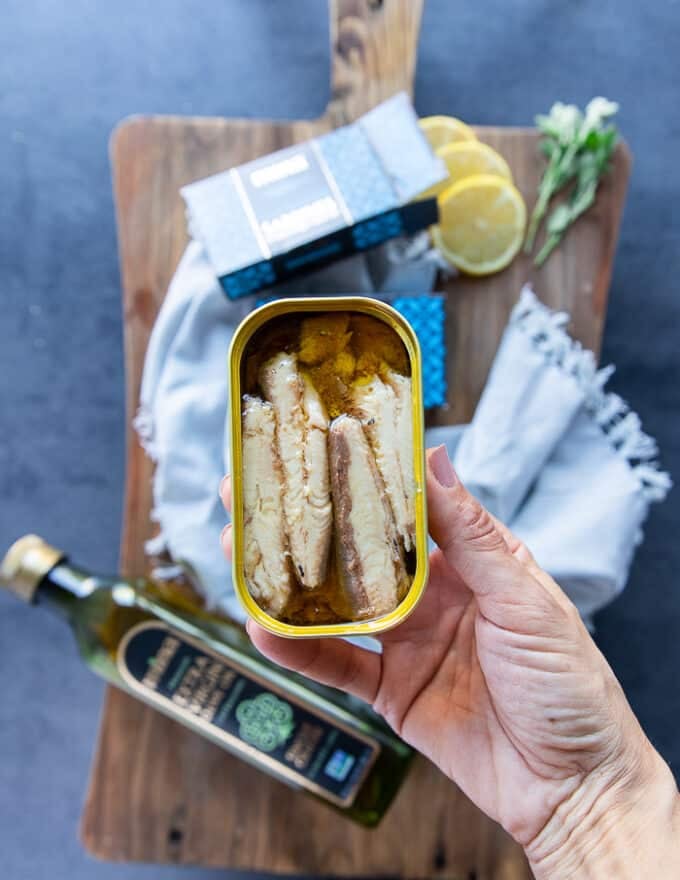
[80,0,630,875]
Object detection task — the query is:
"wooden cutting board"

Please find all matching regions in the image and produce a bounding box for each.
[80,0,630,875]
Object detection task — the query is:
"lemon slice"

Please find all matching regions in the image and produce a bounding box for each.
[419,140,513,199]
[432,174,527,276]
[440,141,512,183]
[419,115,476,150]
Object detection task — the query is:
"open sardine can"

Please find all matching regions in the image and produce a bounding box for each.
[228,297,429,638]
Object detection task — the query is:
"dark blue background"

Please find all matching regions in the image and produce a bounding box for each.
[1,1,678,877]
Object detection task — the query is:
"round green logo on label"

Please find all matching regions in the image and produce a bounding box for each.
[236,692,295,752]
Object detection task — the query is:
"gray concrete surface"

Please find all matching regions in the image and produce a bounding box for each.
[1,1,678,877]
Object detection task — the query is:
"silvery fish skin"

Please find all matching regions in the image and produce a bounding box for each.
[329,415,409,619]
[241,396,292,617]
[259,352,332,589]
[351,373,416,552]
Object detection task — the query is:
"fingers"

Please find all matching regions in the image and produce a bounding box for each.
[427,445,514,577]
[220,476,232,562]
[220,523,232,561]
[220,474,232,513]
[426,446,563,631]
[246,620,381,705]
[488,512,537,569]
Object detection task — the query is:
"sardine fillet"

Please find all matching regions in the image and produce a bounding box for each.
[241,396,291,617]
[385,370,416,541]
[329,415,408,619]
[259,353,332,588]
[351,374,415,552]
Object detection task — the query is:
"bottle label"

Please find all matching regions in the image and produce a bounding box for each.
[117,621,380,807]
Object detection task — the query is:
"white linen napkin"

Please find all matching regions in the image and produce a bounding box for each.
[453,292,589,522]
[136,249,670,626]
[431,287,671,624]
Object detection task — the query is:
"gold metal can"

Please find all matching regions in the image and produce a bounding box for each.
[228,296,428,638]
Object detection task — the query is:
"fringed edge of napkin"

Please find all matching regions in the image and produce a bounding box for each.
[133,406,157,461]
[513,286,672,503]
[384,230,458,277]
[132,407,176,562]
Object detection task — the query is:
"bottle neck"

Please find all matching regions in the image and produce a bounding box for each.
[35,560,249,656]
[40,561,97,597]
[36,561,115,616]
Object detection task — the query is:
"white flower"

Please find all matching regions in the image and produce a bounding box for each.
[581,97,619,139]
[539,102,583,145]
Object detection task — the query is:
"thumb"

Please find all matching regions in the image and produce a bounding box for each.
[426,445,565,632]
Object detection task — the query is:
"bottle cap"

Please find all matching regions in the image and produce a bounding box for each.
[0,535,65,602]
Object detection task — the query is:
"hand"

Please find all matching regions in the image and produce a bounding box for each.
[220,446,679,878]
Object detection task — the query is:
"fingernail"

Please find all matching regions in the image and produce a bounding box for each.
[220,523,231,544]
[430,445,457,488]
[219,475,229,497]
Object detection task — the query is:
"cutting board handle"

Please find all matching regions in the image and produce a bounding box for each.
[326,0,424,124]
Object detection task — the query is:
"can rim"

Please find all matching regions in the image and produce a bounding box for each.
[228,296,429,638]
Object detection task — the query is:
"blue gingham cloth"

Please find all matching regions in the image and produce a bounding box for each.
[392,295,446,410]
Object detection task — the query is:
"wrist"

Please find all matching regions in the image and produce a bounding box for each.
[526,738,680,879]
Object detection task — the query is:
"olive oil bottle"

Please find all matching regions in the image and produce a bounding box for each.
[0,535,413,827]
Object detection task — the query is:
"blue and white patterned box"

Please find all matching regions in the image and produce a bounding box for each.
[182,93,446,300]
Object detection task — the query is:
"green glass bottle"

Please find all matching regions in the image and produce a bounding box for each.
[0,535,413,827]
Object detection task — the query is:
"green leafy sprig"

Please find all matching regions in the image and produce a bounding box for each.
[525,97,620,265]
